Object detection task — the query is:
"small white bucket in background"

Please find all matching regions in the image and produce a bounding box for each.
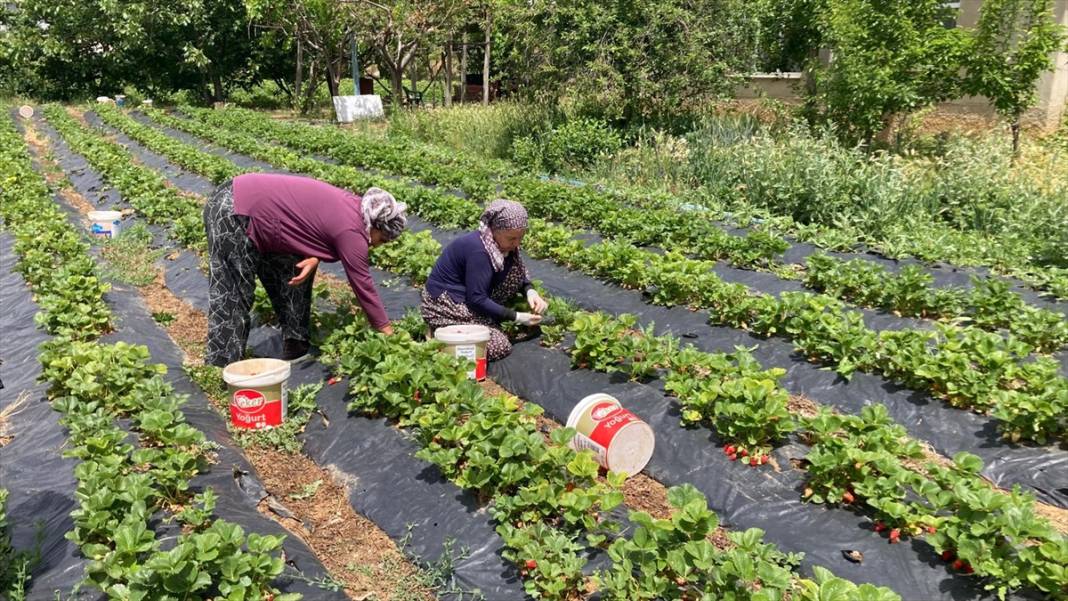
[222,358,291,430]
[115,95,126,107]
[434,324,491,380]
[88,210,123,239]
[566,393,655,477]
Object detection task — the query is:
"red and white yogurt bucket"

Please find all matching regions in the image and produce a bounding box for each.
[434,325,491,380]
[566,393,655,477]
[222,358,291,430]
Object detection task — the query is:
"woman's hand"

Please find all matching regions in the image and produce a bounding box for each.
[378,323,395,335]
[289,257,320,286]
[526,289,548,315]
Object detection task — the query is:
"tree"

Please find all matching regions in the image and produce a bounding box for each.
[963,0,1066,153]
[805,0,968,146]
[245,0,359,108]
[493,0,762,126]
[0,0,259,101]
[352,0,467,105]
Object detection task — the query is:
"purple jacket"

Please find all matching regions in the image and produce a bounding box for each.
[233,173,388,328]
[425,231,531,321]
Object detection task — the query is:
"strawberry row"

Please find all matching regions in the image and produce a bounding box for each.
[42,105,207,252]
[186,105,1068,314]
[549,308,1068,600]
[1,112,297,601]
[804,254,1068,353]
[314,298,900,600]
[68,103,905,601]
[132,106,1068,444]
[185,105,793,271]
[521,219,1068,445]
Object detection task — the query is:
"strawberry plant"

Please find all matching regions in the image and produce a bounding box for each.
[598,484,829,600]
[0,489,35,600]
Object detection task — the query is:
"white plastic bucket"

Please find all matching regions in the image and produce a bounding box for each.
[566,393,655,477]
[115,95,126,107]
[88,210,122,239]
[222,358,291,430]
[434,324,491,380]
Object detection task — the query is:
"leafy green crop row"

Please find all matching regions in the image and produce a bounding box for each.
[315,304,900,601]
[188,105,1068,306]
[43,105,207,252]
[185,106,792,270]
[804,254,1068,353]
[1,112,295,600]
[522,220,1068,445]
[138,105,1068,444]
[550,308,1068,600]
[93,104,244,184]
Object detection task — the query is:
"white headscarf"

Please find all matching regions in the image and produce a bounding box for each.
[361,187,407,240]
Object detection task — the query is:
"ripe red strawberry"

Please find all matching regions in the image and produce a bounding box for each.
[888,528,901,543]
[327,376,340,386]
[724,444,736,455]
[727,453,738,461]
[941,550,954,562]
[952,559,965,571]
[760,455,769,465]
[926,525,937,534]
[842,491,855,504]
[565,482,576,492]
[525,559,537,570]
[874,521,887,533]
[739,448,749,457]
[749,459,759,468]
[962,563,974,574]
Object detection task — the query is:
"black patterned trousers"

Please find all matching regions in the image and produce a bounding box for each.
[203,181,313,367]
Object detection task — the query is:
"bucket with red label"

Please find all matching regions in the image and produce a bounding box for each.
[222,358,291,430]
[433,325,491,381]
[566,393,655,477]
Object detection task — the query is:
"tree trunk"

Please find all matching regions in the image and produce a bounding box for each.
[443,40,453,107]
[1011,117,1021,158]
[409,47,419,104]
[460,32,468,103]
[294,38,304,101]
[390,66,405,106]
[326,55,340,98]
[211,71,224,103]
[482,12,493,105]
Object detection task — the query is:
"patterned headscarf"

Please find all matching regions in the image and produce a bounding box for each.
[479,199,529,272]
[361,187,407,241]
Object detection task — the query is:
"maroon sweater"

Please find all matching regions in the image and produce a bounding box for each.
[233,173,388,328]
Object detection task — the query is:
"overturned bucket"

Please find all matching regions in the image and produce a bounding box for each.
[88,210,122,239]
[434,324,490,381]
[566,393,654,477]
[223,358,290,430]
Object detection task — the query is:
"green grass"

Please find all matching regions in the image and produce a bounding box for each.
[98,223,165,286]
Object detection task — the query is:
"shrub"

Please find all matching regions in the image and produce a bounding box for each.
[512,117,623,173]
